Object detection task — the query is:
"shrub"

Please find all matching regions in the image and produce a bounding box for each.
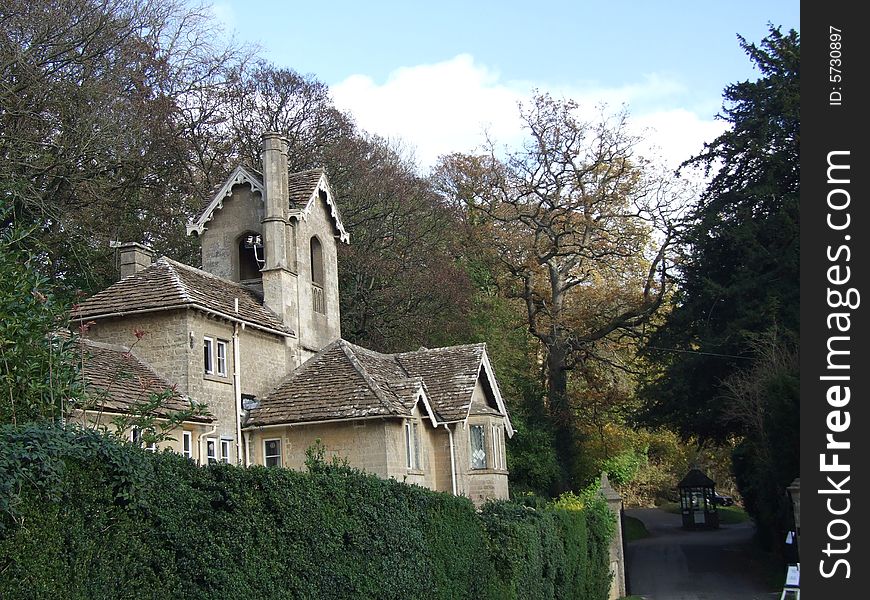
[0,424,614,599]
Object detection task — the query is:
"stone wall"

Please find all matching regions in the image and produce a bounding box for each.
[294,194,342,357]
[200,184,264,281]
[85,309,293,465]
[83,311,191,394]
[248,420,389,477]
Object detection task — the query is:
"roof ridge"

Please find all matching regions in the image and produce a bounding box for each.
[338,341,404,416]
[161,257,252,292]
[290,166,325,175]
[159,258,193,303]
[394,342,486,357]
[342,340,413,378]
[78,338,132,353]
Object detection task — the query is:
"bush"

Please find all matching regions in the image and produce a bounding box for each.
[0,424,614,599]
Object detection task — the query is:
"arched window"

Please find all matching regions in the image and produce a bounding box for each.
[310,236,325,314]
[238,232,263,281]
[310,236,324,286]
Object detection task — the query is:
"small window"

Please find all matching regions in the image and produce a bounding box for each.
[264,439,282,468]
[405,421,421,470]
[470,425,486,469]
[216,340,228,377]
[310,236,324,286]
[220,439,232,464]
[203,337,214,375]
[491,425,505,470]
[206,439,217,464]
[182,431,193,459]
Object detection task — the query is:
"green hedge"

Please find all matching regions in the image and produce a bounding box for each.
[0,424,613,599]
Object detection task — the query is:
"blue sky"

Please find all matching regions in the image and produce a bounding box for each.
[211,1,799,171]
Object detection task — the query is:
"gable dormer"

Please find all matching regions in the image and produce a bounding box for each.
[187,165,266,284]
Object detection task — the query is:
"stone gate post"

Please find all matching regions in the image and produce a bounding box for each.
[600,472,626,600]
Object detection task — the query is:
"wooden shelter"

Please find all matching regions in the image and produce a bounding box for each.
[677,468,719,529]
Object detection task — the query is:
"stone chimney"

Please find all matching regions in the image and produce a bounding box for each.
[261,132,289,270]
[116,242,154,279]
[259,132,299,335]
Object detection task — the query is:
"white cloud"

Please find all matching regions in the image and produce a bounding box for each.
[209,2,237,32]
[330,54,725,174]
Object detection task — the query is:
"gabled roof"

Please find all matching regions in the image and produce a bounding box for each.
[677,468,716,488]
[186,165,349,243]
[72,257,292,337]
[186,165,264,236]
[76,338,213,423]
[246,339,513,436]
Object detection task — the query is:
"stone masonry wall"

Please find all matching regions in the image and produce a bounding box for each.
[83,311,191,395]
[185,312,293,463]
[248,420,389,477]
[200,184,264,280]
[294,195,341,357]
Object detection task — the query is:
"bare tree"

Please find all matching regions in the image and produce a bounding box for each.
[435,93,681,490]
[0,0,251,288]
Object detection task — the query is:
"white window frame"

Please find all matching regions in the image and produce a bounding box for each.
[264,438,282,468]
[470,424,487,469]
[492,424,505,470]
[203,336,214,375]
[206,438,217,464]
[220,438,232,464]
[182,431,193,459]
[216,339,228,377]
[405,421,421,470]
[131,426,157,452]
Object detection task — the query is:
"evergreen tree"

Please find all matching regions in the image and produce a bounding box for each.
[639,26,799,440]
[638,26,799,551]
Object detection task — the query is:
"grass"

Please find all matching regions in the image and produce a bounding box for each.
[718,504,751,524]
[623,515,650,542]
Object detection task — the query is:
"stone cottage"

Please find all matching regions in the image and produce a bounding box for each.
[72,132,513,505]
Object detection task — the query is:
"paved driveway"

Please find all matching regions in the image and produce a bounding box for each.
[624,508,781,600]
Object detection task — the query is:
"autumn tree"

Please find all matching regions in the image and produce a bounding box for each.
[435,94,679,491]
[329,133,474,352]
[219,61,354,175]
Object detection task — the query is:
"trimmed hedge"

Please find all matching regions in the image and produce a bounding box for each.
[0,424,613,599]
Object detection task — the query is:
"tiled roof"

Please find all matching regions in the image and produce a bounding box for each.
[246,340,496,427]
[188,165,348,243]
[678,468,716,488]
[288,168,349,243]
[287,168,326,209]
[71,258,292,336]
[246,341,409,426]
[395,344,487,422]
[76,338,213,422]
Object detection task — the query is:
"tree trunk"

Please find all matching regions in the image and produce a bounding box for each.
[546,341,576,493]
